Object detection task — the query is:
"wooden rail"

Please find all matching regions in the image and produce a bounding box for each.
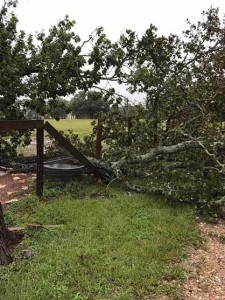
[0,120,44,131]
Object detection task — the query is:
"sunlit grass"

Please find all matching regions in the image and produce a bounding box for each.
[45,119,94,137]
[1,183,200,300]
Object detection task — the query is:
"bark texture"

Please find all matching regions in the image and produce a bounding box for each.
[0,203,23,266]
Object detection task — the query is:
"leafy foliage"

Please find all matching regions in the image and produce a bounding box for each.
[0,1,115,154]
[92,8,225,212]
[2,1,225,212]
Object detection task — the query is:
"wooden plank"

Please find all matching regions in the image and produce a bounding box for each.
[9,224,63,232]
[0,120,44,131]
[36,127,44,197]
[44,121,105,181]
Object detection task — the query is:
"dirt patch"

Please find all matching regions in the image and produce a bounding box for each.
[182,221,225,300]
[0,173,35,204]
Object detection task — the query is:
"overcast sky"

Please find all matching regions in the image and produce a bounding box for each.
[11,0,225,40]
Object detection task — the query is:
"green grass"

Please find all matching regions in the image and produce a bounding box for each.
[0,183,200,300]
[46,119,94,137]
[17,119,94,155]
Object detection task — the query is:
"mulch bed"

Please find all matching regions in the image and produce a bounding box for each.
[0,173,34,204]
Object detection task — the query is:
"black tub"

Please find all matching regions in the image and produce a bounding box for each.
[44,158,86,182]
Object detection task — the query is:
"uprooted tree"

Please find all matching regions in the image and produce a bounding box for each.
[1,0,225,264]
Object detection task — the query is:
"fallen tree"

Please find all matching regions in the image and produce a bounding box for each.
[90,7,225,213]
[88,136,225,213]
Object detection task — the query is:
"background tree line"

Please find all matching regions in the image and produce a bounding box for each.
[26,91,110,120]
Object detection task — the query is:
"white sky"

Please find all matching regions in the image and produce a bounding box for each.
[12,0,225,40]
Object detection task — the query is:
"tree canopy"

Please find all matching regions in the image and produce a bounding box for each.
[0,0,119,120]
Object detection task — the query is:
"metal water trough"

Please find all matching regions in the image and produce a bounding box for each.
[44,158,86,182]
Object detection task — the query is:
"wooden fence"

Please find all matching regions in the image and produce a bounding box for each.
[0,120,44,197]
[0,120,104,197]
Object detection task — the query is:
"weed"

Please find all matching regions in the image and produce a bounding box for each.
[219,235,225,244]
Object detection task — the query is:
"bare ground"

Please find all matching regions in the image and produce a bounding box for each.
[182,221,225,300]
[0,173,34,204]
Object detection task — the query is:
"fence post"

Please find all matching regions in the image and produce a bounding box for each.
[95,118,103,159]
[36,127,44,197]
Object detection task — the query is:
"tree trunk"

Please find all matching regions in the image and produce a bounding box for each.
[0,234,13,266]
[0,203,23,266]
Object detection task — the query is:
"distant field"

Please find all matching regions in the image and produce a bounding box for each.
[45,119,94,137]
[19,119,94,155]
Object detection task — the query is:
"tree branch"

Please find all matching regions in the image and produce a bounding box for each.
[111,140,199,170]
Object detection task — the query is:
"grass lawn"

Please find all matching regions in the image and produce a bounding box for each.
[17,119,94,155]
[46,119,94,137]
[0,182,200,300]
